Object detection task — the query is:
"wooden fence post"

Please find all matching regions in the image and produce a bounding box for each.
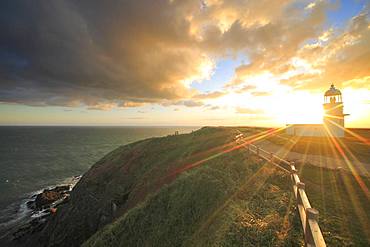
[239,149,325,246]
[297,182,305,205]
[290,164,297,184]
[305,208,319,246]
[296,181,307,242]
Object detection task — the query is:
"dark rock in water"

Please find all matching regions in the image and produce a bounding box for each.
[0,180,80,246]
[30,185,71,210]
[35,191,63,209]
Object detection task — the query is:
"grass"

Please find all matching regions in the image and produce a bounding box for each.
[83,128,303,247]
[237,126,370,245]
[297,163,370,246]
[75,126,369,246]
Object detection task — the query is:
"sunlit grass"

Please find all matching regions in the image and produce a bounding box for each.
[81,126,369,246]
[241,125,370,245]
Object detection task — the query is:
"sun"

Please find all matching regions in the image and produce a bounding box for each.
[206,87,324,126]
[271,91,324,125]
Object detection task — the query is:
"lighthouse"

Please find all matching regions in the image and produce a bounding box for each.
[286,84,348,138]
[323,84,348,137]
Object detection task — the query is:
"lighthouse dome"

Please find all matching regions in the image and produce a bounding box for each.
[324,84,341,96]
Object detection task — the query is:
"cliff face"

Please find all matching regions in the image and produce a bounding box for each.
[15,127,301,246]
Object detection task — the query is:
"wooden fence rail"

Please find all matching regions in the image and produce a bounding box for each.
[235,134,326,247]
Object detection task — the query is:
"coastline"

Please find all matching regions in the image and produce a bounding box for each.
[1,127,369,246]
[0,175,81,241]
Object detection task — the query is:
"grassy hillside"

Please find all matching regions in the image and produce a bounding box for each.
[82,127,369,247]
[13,127,369,246]
[83,136,302,246]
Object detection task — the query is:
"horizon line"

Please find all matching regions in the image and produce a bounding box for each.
[0,124,368,130]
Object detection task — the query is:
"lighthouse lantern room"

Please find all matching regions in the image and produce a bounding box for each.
[323,84,347,137]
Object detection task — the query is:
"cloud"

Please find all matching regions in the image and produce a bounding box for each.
[179,100,204,107]
[0,0,207,108]
[235,84,256,93]
[119,101,145,108]
[279,7,370,90]
[203,105,220,111]
[280,74,317,87]
[209,106,220,110]
[163,99,204,108]
[221,0,332,86]
[0,0,368,111]
[86,100,145,110]
[316,11,370,88]
[342,76,370,89]
[251,91,271,97]
[193,91,226,99]
[87,103,117,111]
[235,107,262,114]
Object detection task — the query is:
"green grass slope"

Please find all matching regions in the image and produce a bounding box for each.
[17,126,368,247]
[83,128,302,247]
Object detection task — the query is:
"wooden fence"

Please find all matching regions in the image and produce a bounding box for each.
[235,133,326,247]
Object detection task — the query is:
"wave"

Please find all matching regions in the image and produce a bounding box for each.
[0,175,81,239]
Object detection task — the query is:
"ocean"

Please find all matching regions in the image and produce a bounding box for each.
[0,126,198,236]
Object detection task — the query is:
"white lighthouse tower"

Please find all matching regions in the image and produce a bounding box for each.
[286,84,348,138]
[323,84,348,137]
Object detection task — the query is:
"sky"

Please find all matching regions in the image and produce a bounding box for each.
[0,0,369,127]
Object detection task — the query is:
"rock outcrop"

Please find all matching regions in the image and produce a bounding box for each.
[26,185,71,210]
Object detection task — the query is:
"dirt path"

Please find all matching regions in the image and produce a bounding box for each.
[254,139,370,177]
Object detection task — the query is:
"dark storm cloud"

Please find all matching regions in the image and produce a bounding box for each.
[0,0,203,108]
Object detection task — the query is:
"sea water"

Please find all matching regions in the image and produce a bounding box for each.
[0,126,198,236]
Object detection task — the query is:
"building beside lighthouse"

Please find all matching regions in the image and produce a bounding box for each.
[286,84,348,137]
